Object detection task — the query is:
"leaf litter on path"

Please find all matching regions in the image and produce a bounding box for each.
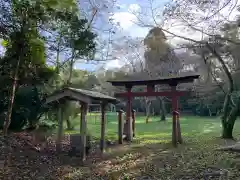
[0,132,240,179]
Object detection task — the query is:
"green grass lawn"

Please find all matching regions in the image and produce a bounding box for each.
[2,114,240,179]
[63,113,240,179]
[65,112,240,142]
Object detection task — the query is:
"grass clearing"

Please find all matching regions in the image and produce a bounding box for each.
[61,114,240,179]
[1,114,240,179]
[65,113,236,140]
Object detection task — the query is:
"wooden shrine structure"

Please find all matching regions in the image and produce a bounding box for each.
[44,87,119,161]
[108,74,200,146]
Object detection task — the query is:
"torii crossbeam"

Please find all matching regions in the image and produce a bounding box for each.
[108,74,199,146]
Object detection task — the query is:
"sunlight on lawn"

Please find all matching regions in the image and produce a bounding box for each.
[63,115,240,179]
[65,114,239,141]
[138,139,169,144]
[202,126,217,133]
[64,114,240,145]
[138,133,170,138]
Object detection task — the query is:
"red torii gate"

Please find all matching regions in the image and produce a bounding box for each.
[108,74,199,146]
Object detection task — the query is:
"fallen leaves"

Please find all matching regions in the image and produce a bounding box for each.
[0,130,240,180]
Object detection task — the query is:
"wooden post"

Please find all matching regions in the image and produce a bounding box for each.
[117,110,124,144]
[176,111,182,144]
[171,85,178,147]
[132,109,136,137]
[80,102,88,161]
[100,102,106,153]
[56,104,64,152]
[126,86,133,142]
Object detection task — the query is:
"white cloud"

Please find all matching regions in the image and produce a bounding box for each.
[105,0,240,70]
[111,3,141,30]
[165,24,206,46]
[164,0,240,46]
[105,59,123,69]
[129,26,149,37]
[112,12,137,30]
[115,3,127,10]
[128,4,141,13]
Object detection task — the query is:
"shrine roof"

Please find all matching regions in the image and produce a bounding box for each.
[44,87,119,105]
[108,73,200,87]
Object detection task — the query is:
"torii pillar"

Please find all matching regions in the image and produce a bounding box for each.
[126,85,133,142]
[107,74,200,146]
[171,84,182,146]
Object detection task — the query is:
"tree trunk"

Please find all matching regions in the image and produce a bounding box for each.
[159,97,166,121]
[145,100,151,123]
[221,98,239,139]
[65,50,75,130]
[66,115,73,130]
[65,109,72,130]
[66,57,74,85]
[3,57,20,136]
[222,125,233,139]
[205,44,237,139]
[63,101,73,130]
[161,112,166,121]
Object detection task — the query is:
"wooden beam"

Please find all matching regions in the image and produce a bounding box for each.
[56,104,64,152]
[108,74,200,87]
[68,90,92,104]
[45,91,69,104]
[115,91,187,98]
[100,102,107,153]
[117,110,124,144]
[80,102,88,161]
[44,89,92,105]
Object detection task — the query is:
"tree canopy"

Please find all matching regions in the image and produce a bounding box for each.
[0,0,97,132]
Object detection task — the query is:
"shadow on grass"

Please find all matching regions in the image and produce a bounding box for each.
[59,140,175,178]
[2,116,240,179]
[54,116,240,179]
[2,131,240,180]
[61,134,240,179]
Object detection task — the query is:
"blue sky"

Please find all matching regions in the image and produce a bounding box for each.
[76,0,170,71]
[1,0,238,72]
[72,0,240,71]
[0,0,171,72]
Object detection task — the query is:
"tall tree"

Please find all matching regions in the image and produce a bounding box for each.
[135,0,240,138]
[144,27,183,121]
[0,0,81,134]
[185,22,240,138]
[55,12,97,130]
